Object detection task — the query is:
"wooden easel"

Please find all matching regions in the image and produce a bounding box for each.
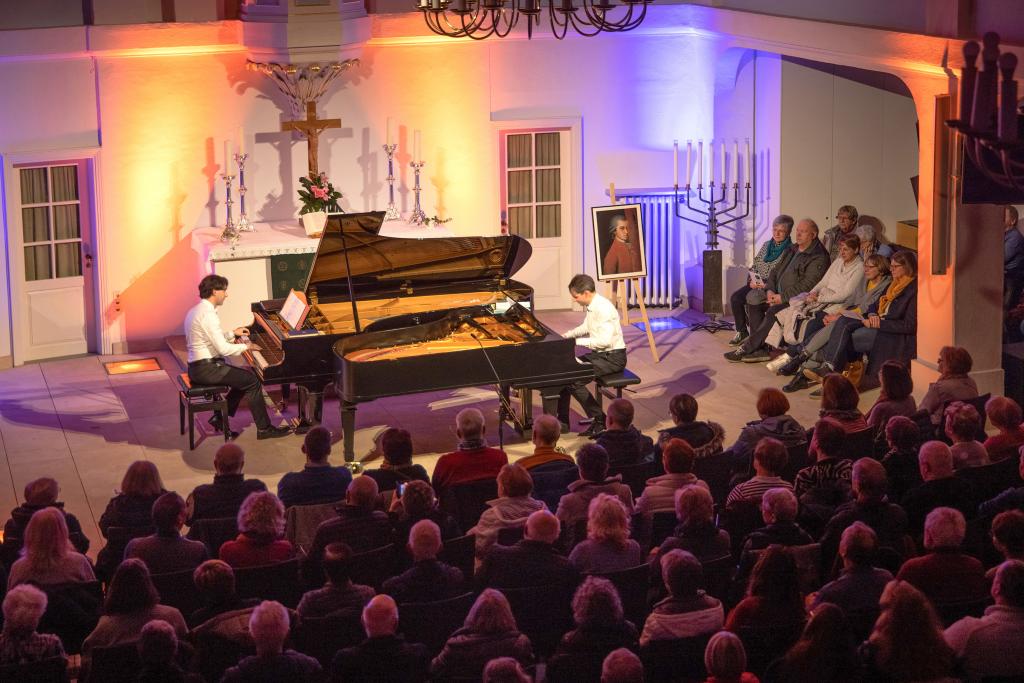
[605,183,660,363]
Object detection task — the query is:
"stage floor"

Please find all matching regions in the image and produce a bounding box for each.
[0,309,887,560]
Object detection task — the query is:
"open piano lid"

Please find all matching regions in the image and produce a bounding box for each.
[302,212,534,296]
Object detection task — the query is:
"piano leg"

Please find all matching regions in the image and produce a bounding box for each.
[279,383,292,411]
[539,386,564,420]
[294,387,324,434]
[340,400,358,468]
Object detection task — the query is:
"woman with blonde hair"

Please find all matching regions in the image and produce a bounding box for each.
[431,588,533,679]
[96,460,167,578]
[469,463,547,559]
[218,491,295,568]
[569,493,642,574]
[7,507,95,588]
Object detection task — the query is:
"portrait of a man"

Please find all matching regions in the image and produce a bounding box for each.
[592,204,647,281]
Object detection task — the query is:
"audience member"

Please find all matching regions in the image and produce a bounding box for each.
[470,463,547,558]
[2,477,89,567]
[430,589,533,679]
[702,631,758,683]
[556,576,638,657]
[793,418,852,499]
[185,443,266,525]
[221,600,322,680]
[297,542,375,618]
[854,221,893,259]
[978,450,1024,517]
[189,559,258,628]
[601,647,644,683]
[569,494,643,574]
[637,438,706,516]
[918,345,978,425]
[389,480,461,548]
[97,460,166,577]
[652,485,731,584]
[945,559,1024,680]
[944,401,989,469]
[763,603,860,683]
[277,426,353,507]
[0,584,65,666]
[990,510,1024,575]
[726,388,807,466]
[896,506,987,605]
[822,204,859,261]
[516,414,577,472]
[879,415,923,500]
[363,427,429,492]
[219,491,295,568]
[865,360,916,430]
[812,522,893,626]
[7,507,95,588]
[640,549,723,646]
[431,408,508,499]
[382,520,464,603]
[725,546,806,641]
[656,393,726,459]
[814,374,867,432]
[136,619,199,683]
[740,488,813,554]
[727,214,794,348]
[983,395,1024,461]
[330,595,430,683]
[556,444,634,527]
[477,510,576,590]
[125,492,209,575]
[595,398,655,464]
[308,476,392,579]
[725,437,792,506]
[901,440,974,533]
[819,458,907,563]
[1005,204,1024,308]
[483,656,532,683]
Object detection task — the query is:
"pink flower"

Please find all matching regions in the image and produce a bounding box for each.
[312,187,328,200]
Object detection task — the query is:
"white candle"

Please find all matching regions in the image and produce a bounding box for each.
[720,140,726,186]
[745,138,751,184]
[237,128,245,156]
[673,140,679,187]
[698,140,703,187]
[709,140,714,188]
[224,140,231,169]
[732,139,738,186]
[686,140,692,187]
[386,117,394,146]
[413,130,421,162]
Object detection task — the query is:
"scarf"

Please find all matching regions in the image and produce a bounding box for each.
[763,236,792,263]
[877,276,914,317]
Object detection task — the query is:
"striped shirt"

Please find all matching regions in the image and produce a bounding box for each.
[794,458,852,498]
[726,476,794,505]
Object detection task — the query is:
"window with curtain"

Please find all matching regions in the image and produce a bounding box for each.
[19,164,82,282]
[503,131,562,239]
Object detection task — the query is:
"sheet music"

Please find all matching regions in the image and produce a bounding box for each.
[280,290,310,330]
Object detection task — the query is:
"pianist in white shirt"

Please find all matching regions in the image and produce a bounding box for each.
[184,274,291,440]
[559,273,627,438]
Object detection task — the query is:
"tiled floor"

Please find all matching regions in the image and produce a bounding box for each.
[0,309,883,560]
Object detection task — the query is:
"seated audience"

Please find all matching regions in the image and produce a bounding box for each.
[763,603,860,683]
[430,589,533,679]
[125,492,209,575]
[990,510,1024,575]
[219,491,295,568]
[640,549,723,646]
[979,452,1024,517]
[476,510,577,590]
[389,480,461,548]
[2,477,89,567]
[383,520,464,604]
[944,559,1024,680]
[556,444,634,527]
[308,476,392,578]
[859,580,955,682]
[896,506,987,606]
[516,414,576,472]
[811,522,893,623]
[97,460,166,577]
[918,345,978,425]
[983,395,1024,461]
[556,576,638,657]
[569,494,643,574]
[637,438,706,516]
[725,437,793,507]
[277,426,353,507]
[944,401,989,469]
[740,488,813,554]
[330,595,430,683]
[793,418,852,499]
[656,393,726,459]
[185,443,266,525]
[0,584,65,666]
[822,205,859,260]
[136,619,199,683]
[814,373,867,432]
[189,559,258,628]
[854,221,893,259]
[221,600,322,680]
[866,360,916,430]
[819,458,907,563]
[725,546,806,642]
[601,647,644,683]
[595,398,655,465]
[901,440,975,533]
[726,388,807,466]
[879,415,923,501]
[470,463,547,559]
[363,427,429,493]
[652,485,731,583]
[297,542,375,618]
[726,214,794,348]
[8,507,95,588]
[703,630,759,683]
[431,408,508,499]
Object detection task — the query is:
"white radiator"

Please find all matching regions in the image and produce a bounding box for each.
[616,192,682,308]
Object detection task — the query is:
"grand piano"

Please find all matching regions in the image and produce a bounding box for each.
[246,211,594,462]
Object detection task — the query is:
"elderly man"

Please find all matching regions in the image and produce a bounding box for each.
[476,510,576,590]
[307,476,392,582]
[822,204,859,261]
[741,487,813,554]
[331,595,431,682]
[945,560,1024,680]
[297,542,375,619]
[516,415,576,473]
[382,520,464,604]
[900,441,975,533]
[186,443,267,526]
[221,601,321,680]
[725,218,829,363]
[277,426,352,508]
[125,492,208,575]
[595,399,655,465]
[896,506,987,606]
[725,437,793,506]
[820,457,908,564]
[430,408,507,499]
[556,444,634,527]
[811,522,893,634]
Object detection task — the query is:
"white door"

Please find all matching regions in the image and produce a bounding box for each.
[10,161,97,362]
[500,129,574,310]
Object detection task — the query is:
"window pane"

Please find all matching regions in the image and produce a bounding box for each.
[19,167,48,204]
[51,166,79,202]
[55,242,82,278]
[53,204,81,240]
[22,207,50,243]
[535,132,560,166]
[536,169,560,203]
[508,207,533,238]
[24,245,52,281]
[506,134,532,169]
[536,204,561,238]
[507,170,532,204]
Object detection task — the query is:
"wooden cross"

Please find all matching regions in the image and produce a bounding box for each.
[282,101,341,178]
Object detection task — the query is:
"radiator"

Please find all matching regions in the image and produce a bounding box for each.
[616,192,681,308]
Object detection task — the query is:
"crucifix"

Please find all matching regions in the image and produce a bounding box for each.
[282,101,341,178]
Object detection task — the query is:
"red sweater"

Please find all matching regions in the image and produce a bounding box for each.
[219,534,295,568]
[431,447,508,495]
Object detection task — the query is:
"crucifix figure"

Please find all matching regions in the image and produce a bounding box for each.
[282,101,341,178]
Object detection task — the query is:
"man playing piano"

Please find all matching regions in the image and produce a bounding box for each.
[184,275,291,440]
[559,274,627,438]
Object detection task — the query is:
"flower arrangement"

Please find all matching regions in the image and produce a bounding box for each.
[297,173,342,215]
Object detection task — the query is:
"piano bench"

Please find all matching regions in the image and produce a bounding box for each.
[177,373,230,450]
[595,369,641,410]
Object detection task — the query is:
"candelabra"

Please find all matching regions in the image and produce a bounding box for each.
[383,144,401,221]
[408,161,428,225]
[234,153,253,232]
[219,173,238,243]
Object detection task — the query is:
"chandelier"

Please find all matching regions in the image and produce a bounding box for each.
[417,0,652,40]
[946,32,1024,193]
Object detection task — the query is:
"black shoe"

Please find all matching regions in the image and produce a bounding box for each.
[727,332,748,346]
[741,349,772,363]
[724,349,747,362]
[802,363,832,383]
[257,425,292,440]
[778,352,808,376]
[579,420,605,439]
[782,375,812,393]
[208,414,227,432]
[559,421,572,434]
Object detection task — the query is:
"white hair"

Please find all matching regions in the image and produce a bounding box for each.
[456,408,485,439]
[918,441,954,479]
[409,519,442,560]
[2,584,48,632]
[761,487,798,523]
[924,506,966,550]
[362,595,399,638]
[249,600,290,654]
[601,647,644,683]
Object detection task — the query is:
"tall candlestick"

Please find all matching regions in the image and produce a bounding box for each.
[720,140,726,186]
[745,139,751,184]
[413,130,421,163]
[386,117,394,146]
[698,140,704,187]
[686,140,692,187]
[673,140,679,187]
[732,140,738,186]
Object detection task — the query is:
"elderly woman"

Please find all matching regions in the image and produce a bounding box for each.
[7,507,95,588]
[569,493,643,574]
[218,491,295,568]
[640,549,724,646]
[653,485,731,581]
[727,388,807,465]
[470,463,547,559]
[854,222,893,259]
[918,345,979,425]
[728,214,794,347]
[431,588,533,679]
[96,460,167,578]
[556,576,638,657]
[983,396,1024,462]
[945,401,989,469]
[656,393,726,459]
[703,631,759,683]
[0,584,65,665]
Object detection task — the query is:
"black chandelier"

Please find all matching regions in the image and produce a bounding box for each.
[417,0,652,40]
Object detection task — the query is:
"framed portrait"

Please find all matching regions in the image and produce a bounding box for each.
[592,203,647,281]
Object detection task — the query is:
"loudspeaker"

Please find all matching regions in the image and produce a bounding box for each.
[702,250,723,315]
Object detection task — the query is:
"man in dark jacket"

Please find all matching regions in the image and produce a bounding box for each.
[477,510,577,590]
[901,441,974,534]
[595,399,655,465]
[307,476,393,582]
[382,520,464,604]
[277,426,353,508]
[331,595,431,682]
[186,443,266,526]
[2,477,90,566]
[725,218,829,363]
[820,458,908,566]
[125,492,209,575]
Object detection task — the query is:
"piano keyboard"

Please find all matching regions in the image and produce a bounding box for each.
[249,328,285,367]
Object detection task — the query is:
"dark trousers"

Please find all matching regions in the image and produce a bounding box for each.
[188,359,272,430]
[821,316,875,371]
[558,349,627,422]
[730,286,752,336]
[742,303,789,353]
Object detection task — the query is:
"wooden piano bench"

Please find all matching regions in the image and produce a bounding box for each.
[177,373,230,450]
[595,369,642,411]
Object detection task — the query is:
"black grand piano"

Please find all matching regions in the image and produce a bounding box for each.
[246,212,594,462]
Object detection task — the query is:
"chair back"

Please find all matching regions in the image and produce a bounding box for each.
[285,502,339,552]
[837,428,876,461]
[934,595,993,627]
[439,534,476,583]
[693,454,739,504]
[85,642,140,683]
[151,568,204,618]
[234,558,302,607]
[700,554,736,603]
[649,511,678,549]
[589,564,651,627]
[908,408,936,443]
[441,479,499,533]
[95,525,153,580]
[37,580,103,655]
[500,583,574,658]
[0,656,67,683]
[496,525,525,546]
[546,652,605,683]
[640,635,710,683]
[292,609,365,667]
[530,465,579,511]
[188,516,239,557]
[957,453,1023,510]
[719,500,764,559]
[398,591,476,655]
[348,544,399,591]
[733,623,803,677]
[608,460,663,499]
[781,442,811,482]
[193,626,255,683]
